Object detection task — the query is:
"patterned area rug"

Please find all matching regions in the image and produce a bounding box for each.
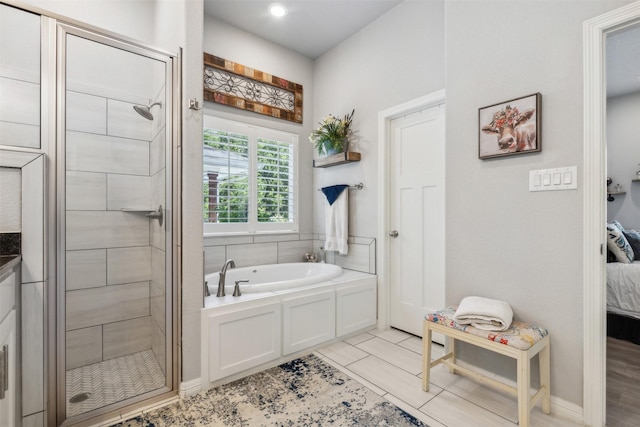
[113,354,428,426]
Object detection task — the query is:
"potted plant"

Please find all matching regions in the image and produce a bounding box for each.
[309,109,354,156]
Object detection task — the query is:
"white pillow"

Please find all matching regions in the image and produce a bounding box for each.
[607,223,634,263]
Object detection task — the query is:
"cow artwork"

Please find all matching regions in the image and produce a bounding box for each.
[478,93,541,159]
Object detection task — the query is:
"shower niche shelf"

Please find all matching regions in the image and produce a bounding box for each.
[313,151,361,168]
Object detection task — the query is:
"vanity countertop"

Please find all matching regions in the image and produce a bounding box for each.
[0,255,21,278]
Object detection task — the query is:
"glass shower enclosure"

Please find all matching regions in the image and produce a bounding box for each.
[57,23,176,423]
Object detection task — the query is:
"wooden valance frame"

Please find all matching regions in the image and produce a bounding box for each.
[203,53,303,124]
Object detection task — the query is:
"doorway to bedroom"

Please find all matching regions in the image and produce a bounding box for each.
[604,21,640,426]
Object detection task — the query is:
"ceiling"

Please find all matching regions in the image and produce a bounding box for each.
[607,24,640,98]
[203,0,403,59]
[203,1,640,97]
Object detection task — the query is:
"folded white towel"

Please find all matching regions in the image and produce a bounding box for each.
[453,296,513,331]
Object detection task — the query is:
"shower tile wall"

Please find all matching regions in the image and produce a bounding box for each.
[150,82,167,375]
[0,5,41,150]
[64,78,165,371]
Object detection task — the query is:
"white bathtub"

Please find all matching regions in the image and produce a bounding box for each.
[205,262,343,294]
[201,265,377,387]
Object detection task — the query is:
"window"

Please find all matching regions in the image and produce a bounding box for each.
[203,115,298,234]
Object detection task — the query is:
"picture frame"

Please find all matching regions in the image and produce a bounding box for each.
[203,53,303,124]
[478,93,541,159]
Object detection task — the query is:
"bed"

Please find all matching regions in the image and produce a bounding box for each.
[606,221,640,344]
[607,262,640,344]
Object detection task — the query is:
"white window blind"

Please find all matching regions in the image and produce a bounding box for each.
[203,115,298,235]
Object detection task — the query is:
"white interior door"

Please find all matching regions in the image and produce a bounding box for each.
[389,104,445,338]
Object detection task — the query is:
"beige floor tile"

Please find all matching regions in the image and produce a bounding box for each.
[369,327,413,343]
[316,340,369,366]
[427,366,519,422]
[398,335,424,354]
[315,353,386,396]
[356,337,423,375]
[348,355,441,408]
[343,331,375,345]
[419,390,515,427]
[384,393,446,427]
[530,407,584,427]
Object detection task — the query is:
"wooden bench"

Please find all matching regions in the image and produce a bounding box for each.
[422,307,550,427]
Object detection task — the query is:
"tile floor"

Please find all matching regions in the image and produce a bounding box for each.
[67,350,165,418]
[314,328,583,427]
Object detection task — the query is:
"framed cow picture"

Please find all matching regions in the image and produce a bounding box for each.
[478,93,541,159]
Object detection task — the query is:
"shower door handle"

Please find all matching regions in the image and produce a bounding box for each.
[121,205,163,226]
[145,205,163,226]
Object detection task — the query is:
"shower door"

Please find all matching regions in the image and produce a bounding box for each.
[57,24,176,423]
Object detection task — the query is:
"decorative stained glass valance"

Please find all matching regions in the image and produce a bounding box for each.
[203,53,303,124]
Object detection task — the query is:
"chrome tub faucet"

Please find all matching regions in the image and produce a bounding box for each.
[217,259,236,297]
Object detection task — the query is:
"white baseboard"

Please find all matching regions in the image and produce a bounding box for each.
[179,378,202,398]
[455,360,584,425]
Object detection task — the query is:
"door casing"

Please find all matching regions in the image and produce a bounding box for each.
[377,89,446,331]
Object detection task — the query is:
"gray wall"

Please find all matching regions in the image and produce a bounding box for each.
[445,0,632,406]
[606,91,640,229]
[312,0,445,237]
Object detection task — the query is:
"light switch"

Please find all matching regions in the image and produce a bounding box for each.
[529,166,577,192]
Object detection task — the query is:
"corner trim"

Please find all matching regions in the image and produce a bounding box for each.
[583,2,640,426]
[179,378,202,398]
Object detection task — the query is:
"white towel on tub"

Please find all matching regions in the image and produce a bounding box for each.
[453,296,513,331]
[323,186,349,255]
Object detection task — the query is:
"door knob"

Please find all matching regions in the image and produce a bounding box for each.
[389,230,399,238]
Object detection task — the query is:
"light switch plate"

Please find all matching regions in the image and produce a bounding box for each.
[530,166,577,191]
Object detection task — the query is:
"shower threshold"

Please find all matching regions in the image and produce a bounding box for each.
[66,349,165,418]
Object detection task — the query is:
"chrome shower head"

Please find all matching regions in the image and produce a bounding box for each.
[133,101,162,121]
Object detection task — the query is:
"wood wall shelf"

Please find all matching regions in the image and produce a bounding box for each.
[313,151,361,168]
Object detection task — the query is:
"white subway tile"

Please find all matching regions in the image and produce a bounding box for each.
[108,99,152,141]
[66,281,150,330]
[227,242,277,267]
[103,316,152,360]
[0,77,39,125]
[277,240,313,264]
[21,282,44,415]
[66,171,106,211]
[66,249,107,290]
[66,91,107,134]
[150,131,165,176]
[66,326,102,370]
[66,131,149,176]
[204,245,226,275]
[151,247,165,292]
[66,211,149,250]
[0,121,39,149]
[107,174,151,211]
[0,167,21,232]
[0,4,40,83]
[21,156,44,283]
[107,246,151,286]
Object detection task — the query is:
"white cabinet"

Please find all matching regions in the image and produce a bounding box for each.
[0,310,16,427]
[207,302,281,382]
[0,265,17,427]
[336,280,377,337]
[202,273,378,387]
[282,290,335,355]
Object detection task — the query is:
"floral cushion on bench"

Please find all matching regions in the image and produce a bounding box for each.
[426,306,548,351]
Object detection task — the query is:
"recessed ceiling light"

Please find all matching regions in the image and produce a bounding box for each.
[269,3,287,18]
